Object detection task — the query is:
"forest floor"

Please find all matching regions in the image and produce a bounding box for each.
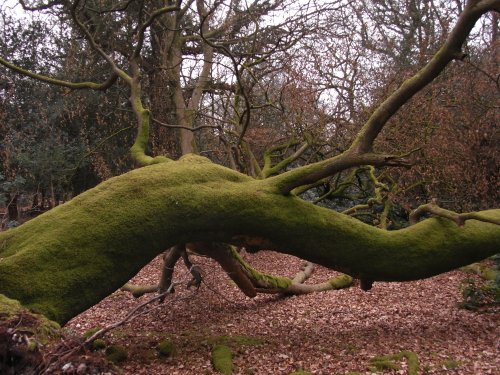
[66,251,499,375]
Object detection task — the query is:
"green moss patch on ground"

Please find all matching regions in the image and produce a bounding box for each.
[212,344,233,374]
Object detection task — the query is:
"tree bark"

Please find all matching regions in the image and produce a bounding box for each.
[0,155,498,324]
[6,193,18,222]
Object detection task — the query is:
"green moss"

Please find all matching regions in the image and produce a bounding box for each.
[157,339,176,357]
[208,335,265,347]
[0,294,25,318]
[369,359,400,371]
[83,327,102,339]
[230,247,292,289]
[0,294,60,344]
[442,358,459,369]
[105,345,128,364]
[328,274,353,289]
[92,339,106,350]
[26,339,38,352]
[369,351,419,375]
[288,370,312,375]
[461,263,498,280]
[0,157,499,324]
[212,345,233,374]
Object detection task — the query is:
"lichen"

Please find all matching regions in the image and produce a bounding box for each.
[212,345,233,374]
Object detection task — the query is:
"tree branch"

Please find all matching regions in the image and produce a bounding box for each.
[0,57,117,90]
[410,200,500,226]
[0,157,499,323]
[350,0,500,153]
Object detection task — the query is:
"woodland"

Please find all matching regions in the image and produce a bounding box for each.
[0,0,499,374]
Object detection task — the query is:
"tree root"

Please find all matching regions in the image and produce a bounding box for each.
[122,244,203,298]
[123,242,354,299]
[225,245,354,295]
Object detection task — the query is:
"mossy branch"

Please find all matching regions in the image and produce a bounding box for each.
[0,158,499,323]
[265,0,493,194]
[261,139,310,179]
[229,247,353,295]
[0,56,117,90]
[342,166,388,216]
[269,151,412,195]
[410,200,500,226]
[121,283,158,298]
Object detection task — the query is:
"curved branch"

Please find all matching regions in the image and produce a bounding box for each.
[69,0,131,82]
[132,5,181,59]
[0,57,117,90]
[0,156,498,324]
[269,151,412,195]
[260,139,310,179]
[410,200,500,226]
[350,0,500,153]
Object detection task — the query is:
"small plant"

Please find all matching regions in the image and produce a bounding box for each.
[368,351,419,375]
[105,345,128,364]
[459,258,500,311]
[157,339,176,357]
[442,358,459,369]
[92,339,106,350]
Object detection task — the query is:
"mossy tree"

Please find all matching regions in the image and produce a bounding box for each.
[0,0,499,326]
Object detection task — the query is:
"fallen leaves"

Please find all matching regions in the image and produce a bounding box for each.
[66,251,499,374]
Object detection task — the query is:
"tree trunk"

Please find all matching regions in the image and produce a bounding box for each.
[0,155,499,324]
[6,193,18,222]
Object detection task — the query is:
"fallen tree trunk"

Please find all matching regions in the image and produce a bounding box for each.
[0,155,499,324]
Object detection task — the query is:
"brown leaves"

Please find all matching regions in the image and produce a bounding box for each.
[67,252,499,374]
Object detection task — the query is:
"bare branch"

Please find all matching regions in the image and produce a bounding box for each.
[152,117,221,132]
[350,0,500,153]
[409,199,500,226]
[18,0,62,11]
[69,0,131,82]
[0,56,117,90]
[132,4,181,59]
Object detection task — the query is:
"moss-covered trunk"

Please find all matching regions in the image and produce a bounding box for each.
[1,155,499,324]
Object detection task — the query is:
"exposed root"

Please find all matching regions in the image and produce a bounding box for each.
[226,245,353,295]
[121,244,203,298]
[291,261,315,284]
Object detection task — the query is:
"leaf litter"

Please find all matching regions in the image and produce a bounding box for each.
[66,251,499,374]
